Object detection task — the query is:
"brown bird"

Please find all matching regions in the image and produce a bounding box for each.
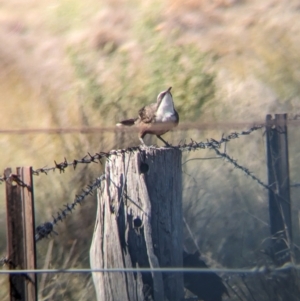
[116,87,179,146]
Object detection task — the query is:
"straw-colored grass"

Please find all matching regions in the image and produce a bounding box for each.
[1,0,300,300]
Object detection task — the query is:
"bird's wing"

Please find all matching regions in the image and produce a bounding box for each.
[138,103,157,123]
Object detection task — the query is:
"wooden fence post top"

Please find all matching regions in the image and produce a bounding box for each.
[90,147,183,301]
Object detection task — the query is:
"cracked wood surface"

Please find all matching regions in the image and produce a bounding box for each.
[90,148,183,301]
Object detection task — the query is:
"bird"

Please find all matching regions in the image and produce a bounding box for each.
[116,87,179,146]
[183,250,229,301]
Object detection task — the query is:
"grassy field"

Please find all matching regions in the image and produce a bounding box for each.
[1,0,300,300]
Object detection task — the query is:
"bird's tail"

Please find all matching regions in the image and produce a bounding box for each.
[116,119,136,126]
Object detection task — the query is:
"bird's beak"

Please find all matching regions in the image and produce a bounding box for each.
[167,87,172,93]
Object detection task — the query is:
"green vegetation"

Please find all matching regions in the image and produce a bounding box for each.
[70,39,215,123]
[1,0,300,300]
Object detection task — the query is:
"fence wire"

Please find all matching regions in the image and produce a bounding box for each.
[35,175,105,242]
[210,146,270,190]
[0,263,299,276]
[12,124,265,177]
[1,120,300,301]
[1,122,294,247]
[1,122,280,247]
[0,123,265,182]
[30,124,265,242]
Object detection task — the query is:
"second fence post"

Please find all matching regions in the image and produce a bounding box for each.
[266,114,292,265]
[90,148,183,301]
[5,167,37,301]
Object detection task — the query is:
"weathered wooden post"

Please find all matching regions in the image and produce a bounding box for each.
[266,114,292,265]
[90,148,183,301]
[5,167,37,301]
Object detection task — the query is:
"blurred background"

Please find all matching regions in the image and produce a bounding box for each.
[1,0,300,300]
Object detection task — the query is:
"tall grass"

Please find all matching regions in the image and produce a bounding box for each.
[1,0,300,300]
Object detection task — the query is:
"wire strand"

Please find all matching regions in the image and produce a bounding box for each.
[0,264,299,275]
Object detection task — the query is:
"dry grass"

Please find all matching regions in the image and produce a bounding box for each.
[1,0,300,300]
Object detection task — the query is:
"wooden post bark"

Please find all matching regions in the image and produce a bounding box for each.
[5,167,37,301]
[90,148,183,301]
[266,114,292,265]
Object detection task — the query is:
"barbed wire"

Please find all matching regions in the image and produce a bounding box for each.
[35,175,105,242]
[33,124,267,244]
[0,124,264,184]
[1,122,299,284]
[0,173,31,189]
[31,124,266,176]
[178,124,264,152]
[32,153,109,175]
[1,117,299,185]
[31,147,149,175]
[210,146,270,190]
[0,263,299,275]
[0,122,291,246]
[1,122,291,245]
[0,124,266,243]
[209,142,297,209]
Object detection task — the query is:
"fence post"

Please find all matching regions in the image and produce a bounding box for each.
[5,167,37,301]
[266,114,292,265]
[90,148,183,301]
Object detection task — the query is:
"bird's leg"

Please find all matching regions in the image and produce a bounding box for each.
[156,135,171,147]
[139,137,153,149]
[139,136,157,149]
[139,137,146,145]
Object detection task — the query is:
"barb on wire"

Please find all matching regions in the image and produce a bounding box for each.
[32,148,142,175]
[0,173,31,190]
[210,144,270,190]
[10,174,32,190]
[35,174,105,242]
[0,175,8,184]
[177,124,264,152]
[30,124,264,177]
